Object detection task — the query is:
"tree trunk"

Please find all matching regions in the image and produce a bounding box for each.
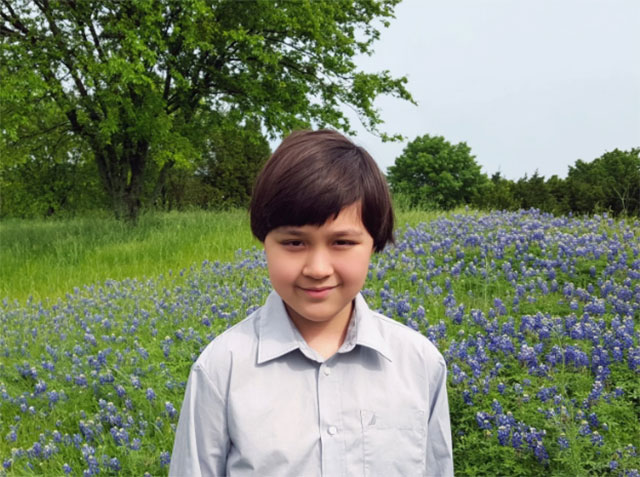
[93,141,148,223]
[148,160,175,209]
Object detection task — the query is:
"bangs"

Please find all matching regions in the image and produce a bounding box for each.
[263,150,364,231]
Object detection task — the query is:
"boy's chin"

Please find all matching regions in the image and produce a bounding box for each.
[284,301,354,326]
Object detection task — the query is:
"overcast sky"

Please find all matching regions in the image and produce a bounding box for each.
[346,0,640,180]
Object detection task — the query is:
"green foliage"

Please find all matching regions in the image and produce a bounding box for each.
[507,171,571,215]
[0,102,108,217]
[1,0,412,221]
[151,118,270,210]
[566,148,640,216]
[387,134,488,209]
[476,172,519,211]
[0,157,107,218]
[513,171,553,211]
[189,119,270,209]
[474,148,638,217]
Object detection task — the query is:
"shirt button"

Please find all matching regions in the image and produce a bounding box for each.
[327,425,337,436]
[323,367,331,376]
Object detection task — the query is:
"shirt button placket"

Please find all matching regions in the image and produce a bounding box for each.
[318,363,342,476]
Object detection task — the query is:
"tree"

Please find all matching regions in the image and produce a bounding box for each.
[545,174,570,216]
[512,170,557,212]
[0,144,107,218]
[387,134,488,209]
[0,93,108,217]
[478,172,518,211]
[1,0,412,221]
[566,148,640,216]
[594,148,640,216]
[160,118,270,209]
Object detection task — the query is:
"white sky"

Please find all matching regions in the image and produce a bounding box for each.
[346,0,640,180]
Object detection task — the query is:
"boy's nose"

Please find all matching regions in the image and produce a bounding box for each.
[302,248,333,279]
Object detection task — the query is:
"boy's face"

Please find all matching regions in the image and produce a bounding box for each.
[263,202,374,328]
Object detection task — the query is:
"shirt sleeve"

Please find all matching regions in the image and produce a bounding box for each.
[426,356,454,477]
[169,363,230,477]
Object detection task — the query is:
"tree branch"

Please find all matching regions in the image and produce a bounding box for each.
[8,121,70,146]
[0,0,30,35]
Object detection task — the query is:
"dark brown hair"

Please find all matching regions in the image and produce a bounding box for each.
[250,129,394,252]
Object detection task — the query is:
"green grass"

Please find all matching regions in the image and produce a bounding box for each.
[0,210,260,303]
[1,208,454,304]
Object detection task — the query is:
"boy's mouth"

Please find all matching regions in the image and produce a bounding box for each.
[298,285,337,299]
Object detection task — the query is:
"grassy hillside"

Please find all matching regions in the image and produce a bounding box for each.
[1,209,638,475]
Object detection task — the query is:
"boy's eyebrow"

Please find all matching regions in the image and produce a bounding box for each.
[275,227,365,237]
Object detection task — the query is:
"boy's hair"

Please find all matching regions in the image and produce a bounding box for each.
[250,129,394,252]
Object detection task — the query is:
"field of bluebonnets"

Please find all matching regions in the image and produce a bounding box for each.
[1,209,639,476]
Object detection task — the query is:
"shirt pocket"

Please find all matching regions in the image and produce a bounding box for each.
[360,409,426,477]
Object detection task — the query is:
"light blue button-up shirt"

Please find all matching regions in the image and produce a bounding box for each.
[170,291,453,477]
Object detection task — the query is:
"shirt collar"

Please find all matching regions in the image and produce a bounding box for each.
[347,293,393,362]
[257,290,393,364]
[257,291,302,364]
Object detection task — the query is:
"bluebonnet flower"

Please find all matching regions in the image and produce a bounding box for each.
[579,421,591,436]
[591,431,604,447]
[34,379,47,395]
[30,441,43,457]
[5,429,17,442]
[557,435,570,449]
[497,425,510,446]
[146,387,156,401]
[511,431,523,449]
[475,412,492,430]
[518,344,538,368]
[110,427,129,446]
[109,457,121,472]
[165,401,177,419]
[588,380,604,403]
[160,450,171,467]
[534,442,549,463]
[48,390,59,405]
[75,374,88,387]
[536,386,557,403]
[115,384,126,398]
[462,390,473,406]
[629,347,640,372]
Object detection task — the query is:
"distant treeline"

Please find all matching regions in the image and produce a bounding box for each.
[475,149,640,217]
[2,144,638,220]
[387,135,639,218]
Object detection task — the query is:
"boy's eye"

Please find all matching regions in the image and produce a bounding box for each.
[335,240,356,247]
[282,240,304,248]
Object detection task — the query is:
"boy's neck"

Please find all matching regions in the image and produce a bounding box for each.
[285,302,353,360]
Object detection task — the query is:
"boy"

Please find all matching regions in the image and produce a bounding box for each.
[170,130,453,476]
